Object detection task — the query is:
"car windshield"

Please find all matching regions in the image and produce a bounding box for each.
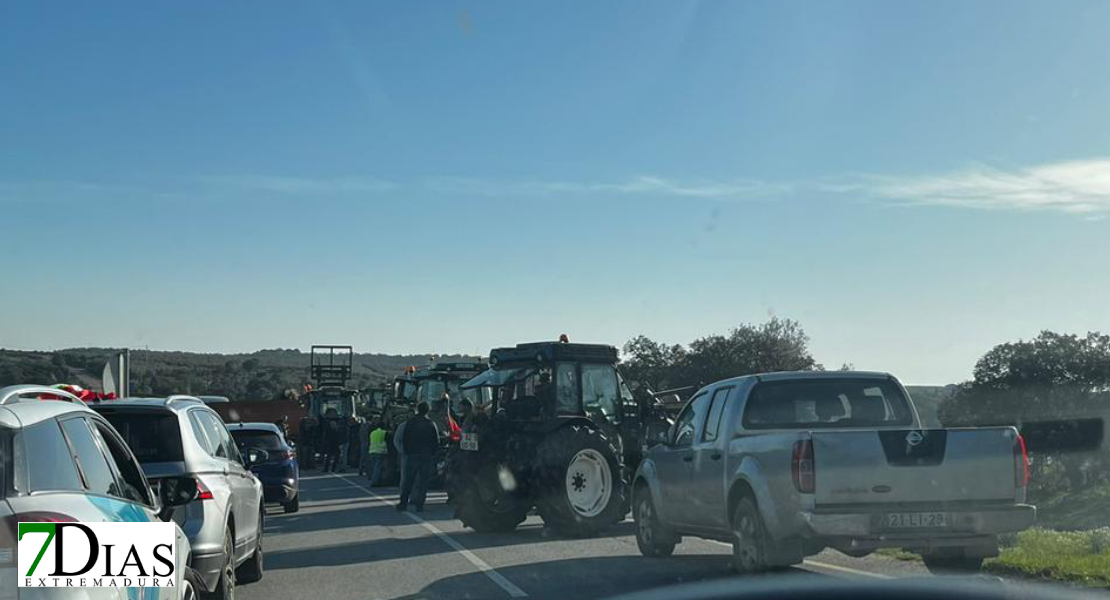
[99,412,185,463]
[230,430,283,451]
[5,1,1110,597]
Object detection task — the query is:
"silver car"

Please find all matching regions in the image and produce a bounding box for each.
[0,385,202,600]
[92,397,265,599]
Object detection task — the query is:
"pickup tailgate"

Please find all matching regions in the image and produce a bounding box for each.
[812,428,1018,506]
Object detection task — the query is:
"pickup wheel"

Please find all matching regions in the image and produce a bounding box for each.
[731,497,769,574]
[922,553,984,574]
[634,492,675,557]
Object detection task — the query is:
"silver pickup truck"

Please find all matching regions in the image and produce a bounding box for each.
[632,371,1035,574]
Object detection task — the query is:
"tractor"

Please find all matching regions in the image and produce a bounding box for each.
[408,361,491,482]
[447,339,675,536]
[299,345,362,469]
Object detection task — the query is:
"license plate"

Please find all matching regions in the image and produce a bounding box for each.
[885,512,947,528]
[460,432,479,452]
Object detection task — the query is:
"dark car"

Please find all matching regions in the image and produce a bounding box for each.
[228,422,301,513]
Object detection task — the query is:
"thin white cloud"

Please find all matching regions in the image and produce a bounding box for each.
[838,158,1110,215]
[423,176,788,198]
[200,175,397,195]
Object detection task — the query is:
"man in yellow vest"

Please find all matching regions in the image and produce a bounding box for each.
[367,420,389,486]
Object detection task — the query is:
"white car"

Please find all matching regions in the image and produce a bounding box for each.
[0,385,203,600]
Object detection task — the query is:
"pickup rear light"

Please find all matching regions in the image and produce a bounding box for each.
[792,439,815,494]
[1014,433,1030,488]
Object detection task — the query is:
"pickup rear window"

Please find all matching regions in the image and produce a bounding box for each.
[99,412,185,463]
[742,378,914,430]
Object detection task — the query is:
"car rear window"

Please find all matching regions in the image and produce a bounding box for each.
[742,378,915,430]
[230,430,283,451]
[100,412,185,463]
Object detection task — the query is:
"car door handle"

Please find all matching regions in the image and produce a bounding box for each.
[710,453,722,460]
[682,454,694,462]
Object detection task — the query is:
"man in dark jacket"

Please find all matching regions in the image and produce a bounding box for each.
[397,402,439,512]
[322,409,343,472]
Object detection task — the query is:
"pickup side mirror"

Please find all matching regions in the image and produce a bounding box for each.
[157,476,198,521]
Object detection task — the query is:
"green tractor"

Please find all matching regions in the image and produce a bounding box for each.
[299,345,362,469]
[408,361,491,483]
[447,340,674,536]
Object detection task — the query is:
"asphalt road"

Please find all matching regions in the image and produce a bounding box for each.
[239,471,971,600]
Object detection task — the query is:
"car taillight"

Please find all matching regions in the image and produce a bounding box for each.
[276,450,295,461]
[0,512,77,565]
[1014,433,1030,488]
[197,479,215,500]
[792,439,815,494]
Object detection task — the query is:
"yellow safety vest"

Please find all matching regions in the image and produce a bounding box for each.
[369,428,388,455]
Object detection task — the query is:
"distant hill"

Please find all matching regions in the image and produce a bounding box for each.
[0,348,478,401]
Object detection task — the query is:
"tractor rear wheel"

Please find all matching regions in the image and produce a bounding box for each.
[535,425,627,537]
[448,448,528,533]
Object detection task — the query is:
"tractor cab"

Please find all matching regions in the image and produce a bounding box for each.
[304,345,360,421]
[411,361,491,425]
[461,341,633,430]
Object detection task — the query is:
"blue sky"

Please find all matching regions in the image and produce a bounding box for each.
[3,1,1109,384]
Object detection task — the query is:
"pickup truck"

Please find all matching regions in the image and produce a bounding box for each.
[632,371,1035,574]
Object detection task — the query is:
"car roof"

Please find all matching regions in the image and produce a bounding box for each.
[0,385,98,427]
[225,422,282,434]
[0,399,97,427]
[89,396,208,413]
[708,370,895,388]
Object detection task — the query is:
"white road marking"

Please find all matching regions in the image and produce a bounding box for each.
[802,560,893,579]
[705,540,892,580]
[330,473,530,598]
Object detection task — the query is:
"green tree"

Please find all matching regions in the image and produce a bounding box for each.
[621,335,687,392]
[622,317,820,392]
[939,330,1110,495]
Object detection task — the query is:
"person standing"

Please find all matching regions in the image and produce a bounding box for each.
[322,410,343,473]
[357,418,372,476]
[397,402,439,512]
[392,417,409,490]
[367,420,389,486]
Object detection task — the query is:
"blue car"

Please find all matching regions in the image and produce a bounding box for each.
[227,423,300,513]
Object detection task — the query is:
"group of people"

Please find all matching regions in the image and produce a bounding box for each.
[357,401,441,512]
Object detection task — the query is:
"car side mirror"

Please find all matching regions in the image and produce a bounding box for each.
[157,476,198,521]
[245,448,269,466]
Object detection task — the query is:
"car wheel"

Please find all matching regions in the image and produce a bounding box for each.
[205,527,236,600]
[236,512,265,584]
[731,497,768,574]
[634,491,676,557]
[183,567,204,600]
[283,494,300,514]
